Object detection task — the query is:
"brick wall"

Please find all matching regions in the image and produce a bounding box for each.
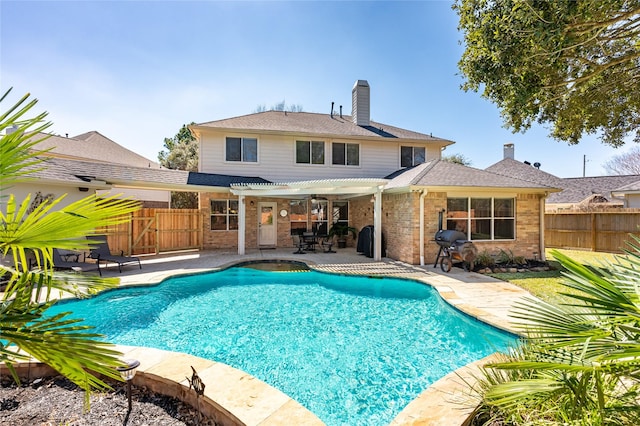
[199,193,240,250]
[379,191,543,265]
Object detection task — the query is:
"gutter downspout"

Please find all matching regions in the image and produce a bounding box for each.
[373,187,383,261]
[238,194,246,255]
[419,189,427,266]
[539,193,547,261]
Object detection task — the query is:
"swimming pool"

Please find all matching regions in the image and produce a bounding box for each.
[48,265,516,425]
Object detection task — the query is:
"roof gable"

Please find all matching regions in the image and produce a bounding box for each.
[29,131,161,169]
[386,160,557,191]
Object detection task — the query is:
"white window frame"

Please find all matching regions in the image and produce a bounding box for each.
[400,145,426,168]
[331,142,360,166]
[295,140,325,165]
[445,196,515,241]
[210,199,239,231]
[225,136,258,163]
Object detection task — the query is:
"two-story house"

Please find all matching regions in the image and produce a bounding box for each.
[190,80,559,264]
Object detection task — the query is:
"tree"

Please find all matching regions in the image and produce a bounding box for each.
[1,88,140,398]
[442,153,472,166]
[158,123,198,209]
[603,146,640,175]
[470,241,640,425]
[454,0,640,147]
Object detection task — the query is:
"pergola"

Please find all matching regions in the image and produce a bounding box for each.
[230,178,388,260]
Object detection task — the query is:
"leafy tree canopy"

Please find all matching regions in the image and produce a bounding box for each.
[442,153,472,166]
[158,124,198,209]
[454,0,640,147]
[158,123,197,172]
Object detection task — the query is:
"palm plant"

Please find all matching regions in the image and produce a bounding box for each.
[470,236,640,425]
[0,88,140,400]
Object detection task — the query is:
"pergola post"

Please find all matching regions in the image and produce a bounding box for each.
[373,187,383,261]
[238,194,245,255]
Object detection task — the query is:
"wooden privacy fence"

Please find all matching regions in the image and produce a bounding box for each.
[98,208,204,255]
[545,210,640,253]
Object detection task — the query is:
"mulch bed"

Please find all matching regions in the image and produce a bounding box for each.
[0,375,217,425]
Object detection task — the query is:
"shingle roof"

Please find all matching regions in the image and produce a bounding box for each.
[485,157,640,204]
[29,131,161,169]
[548,175,640,203]
[25,157,270,190]
[612,179,640,192]
[486,158,565,189]
[194,111,454,144]
[385,160,556,191]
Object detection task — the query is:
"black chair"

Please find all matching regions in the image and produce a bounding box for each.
[320,236,335,253]
[292,233,306,254]
[302,232,318,251]
[52,248,101,275]
[87,235,141,273]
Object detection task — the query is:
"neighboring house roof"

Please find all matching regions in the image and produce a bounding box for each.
[486,158,565,189]
[192,111,455,145]
[486,156,640,206]
[547,175,640,204]
[30,131,162,169]
[385,160,558,192]
[611,179,640,196]
[25,157,270,191]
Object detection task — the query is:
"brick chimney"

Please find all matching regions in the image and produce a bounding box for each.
[504,143,515,159]
[351,80,370,126]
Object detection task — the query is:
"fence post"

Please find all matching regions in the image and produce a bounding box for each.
[591,213,597,251]
[155,210,160,254]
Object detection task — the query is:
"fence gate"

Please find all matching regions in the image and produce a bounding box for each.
[99,208,203,255]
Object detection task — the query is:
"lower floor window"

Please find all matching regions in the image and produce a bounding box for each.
[289,199,349,235]
[211,199,238,231]
[446,197,515,240]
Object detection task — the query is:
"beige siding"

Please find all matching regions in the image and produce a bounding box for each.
[199,130,444,181]
[2,183,95,212]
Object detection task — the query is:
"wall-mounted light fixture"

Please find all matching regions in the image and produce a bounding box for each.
[250,200,254,206]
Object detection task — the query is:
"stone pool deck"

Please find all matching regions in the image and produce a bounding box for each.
[8,248,537,425]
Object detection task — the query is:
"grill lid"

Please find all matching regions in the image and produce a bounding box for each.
[434,230,467,245]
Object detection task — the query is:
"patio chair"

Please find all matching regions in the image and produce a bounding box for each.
[87,235,141,273]
[52,248,102,275]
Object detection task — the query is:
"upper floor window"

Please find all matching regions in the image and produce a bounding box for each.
[296,140,325,164]
[226,137,257,162]
[446,197,515,240]
[401,146,425,168]
[332,142,359,166]
[211,199,239,231]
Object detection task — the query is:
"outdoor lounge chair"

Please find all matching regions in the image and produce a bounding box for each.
[52,248,102,275]
[87,235,141,273]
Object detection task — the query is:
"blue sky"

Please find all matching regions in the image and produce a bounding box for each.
[1,1,632,177]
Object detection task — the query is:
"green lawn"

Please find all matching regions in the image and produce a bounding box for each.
[489,248,628,304]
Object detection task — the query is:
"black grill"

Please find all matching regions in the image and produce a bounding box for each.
[433,229,477,272]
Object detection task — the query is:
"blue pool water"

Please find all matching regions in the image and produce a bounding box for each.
[48,266,516,425]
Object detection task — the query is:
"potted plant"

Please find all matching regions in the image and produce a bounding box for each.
[328,223,357,248]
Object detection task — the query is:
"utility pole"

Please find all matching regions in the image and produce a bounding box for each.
[583,154,587,177]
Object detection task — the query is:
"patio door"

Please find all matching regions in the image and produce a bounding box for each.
[258,202,277,247]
